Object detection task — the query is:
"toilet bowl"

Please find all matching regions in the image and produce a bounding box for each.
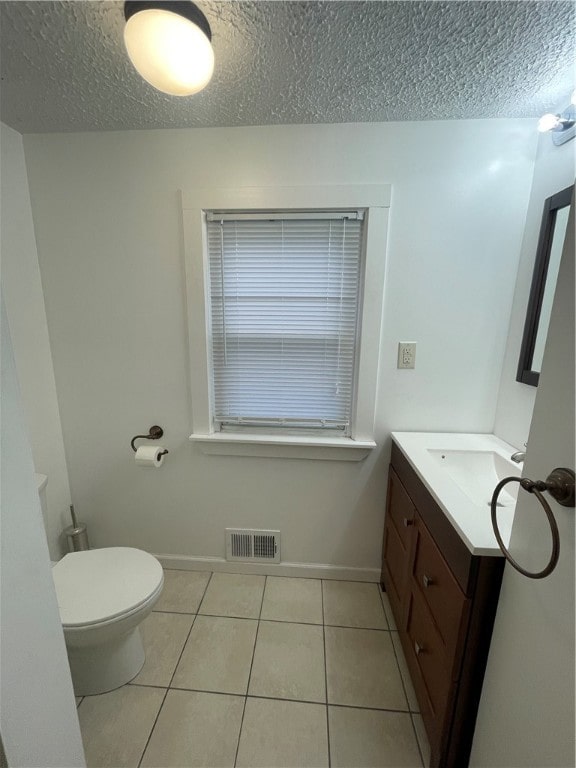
[52,547,164,696]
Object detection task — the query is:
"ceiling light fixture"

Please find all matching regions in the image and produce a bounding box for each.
[123,1,214,96]
[537,91,576,145]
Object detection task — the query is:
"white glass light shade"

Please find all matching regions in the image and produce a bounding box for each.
[124,8,214,96]
[537,113,562,133]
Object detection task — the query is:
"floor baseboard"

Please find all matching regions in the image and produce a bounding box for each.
[154,553,380,582]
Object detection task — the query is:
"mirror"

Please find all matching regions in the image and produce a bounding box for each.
[517,184,574,386]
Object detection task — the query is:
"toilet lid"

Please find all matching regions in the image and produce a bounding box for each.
[52,547,163,627]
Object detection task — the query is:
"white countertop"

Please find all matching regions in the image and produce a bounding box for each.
[391,432,522,556]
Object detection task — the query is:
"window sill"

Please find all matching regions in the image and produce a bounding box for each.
[189,433,376,461]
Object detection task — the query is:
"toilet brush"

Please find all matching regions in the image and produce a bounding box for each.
[64,504,90,552]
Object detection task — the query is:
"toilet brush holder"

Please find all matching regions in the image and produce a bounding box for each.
[64,505,90,552]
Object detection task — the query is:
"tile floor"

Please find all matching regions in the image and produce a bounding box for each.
[76,571,431,768]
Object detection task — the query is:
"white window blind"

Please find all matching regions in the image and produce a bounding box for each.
[206,212,364,433]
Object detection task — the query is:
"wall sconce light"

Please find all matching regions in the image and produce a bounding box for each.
[537,90,576,145]
[123,1,214,96]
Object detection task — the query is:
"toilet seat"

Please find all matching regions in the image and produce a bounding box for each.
[52,547,163,628]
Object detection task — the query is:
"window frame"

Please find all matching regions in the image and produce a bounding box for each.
[207,210,365,435]
[182,185,391,461]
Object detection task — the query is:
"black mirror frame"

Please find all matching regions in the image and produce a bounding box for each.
[516,184,574,387]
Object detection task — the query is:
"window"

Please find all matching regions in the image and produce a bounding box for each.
[206,212,364,435]
[182,185,391,460]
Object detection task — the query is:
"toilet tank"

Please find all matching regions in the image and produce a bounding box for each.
[35,473,48,518]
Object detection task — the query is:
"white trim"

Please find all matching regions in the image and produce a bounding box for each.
[154,553,380,582]
[181,184,391,451]
[183,207,213,434]
[206,210,364,222]
[189,432,376,461]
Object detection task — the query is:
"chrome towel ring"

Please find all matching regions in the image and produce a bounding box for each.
[491,468,574,579]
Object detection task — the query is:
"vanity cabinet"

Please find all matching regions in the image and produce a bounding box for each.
[381,466,414,617]
[381,442,504,768]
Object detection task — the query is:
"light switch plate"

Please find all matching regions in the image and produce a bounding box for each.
[398,342,416,369]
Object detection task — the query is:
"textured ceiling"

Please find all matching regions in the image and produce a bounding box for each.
[0,1,574,133]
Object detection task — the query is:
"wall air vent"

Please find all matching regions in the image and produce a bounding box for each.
[225,528,280,563]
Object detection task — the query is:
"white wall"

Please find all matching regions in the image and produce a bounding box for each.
[471,202,575,767]
[493,130,575,448]
[0,122,72,559]
[0,300,85,768]
[22,120,536,571]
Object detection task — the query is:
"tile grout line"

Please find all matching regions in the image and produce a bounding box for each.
[321,580,332,768]
[244,693,411,715]
[410,713,427,768]
[128,684,413,715]
[378,582,395,631]
[136,571,214,768]
[254,617,392,632]
[388,629,416,715]
[135,688,169,768]
[162,569,380,585]
[380,584,425,763]
[379,583,422,718]
[153,608,394,632]
[129,682,170,691]
[233,574,267,768]
[167,571,214,688]
[305,699,411,715]
[170,685,245,698]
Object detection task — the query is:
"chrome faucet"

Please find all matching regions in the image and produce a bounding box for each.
[511,451,526,463]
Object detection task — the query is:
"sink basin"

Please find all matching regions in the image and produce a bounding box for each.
[427,449,520,508]
[392,432,523,555]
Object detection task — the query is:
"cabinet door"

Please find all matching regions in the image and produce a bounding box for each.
[412,516,470,670]
[386,467,416,549]
[405,584,453,737]
[381,468,416,625]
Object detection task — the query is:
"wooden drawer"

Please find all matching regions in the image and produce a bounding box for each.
[387,467,416,548]
[405,583,453,728]
[382,516,407,622]
[413,517,470,666]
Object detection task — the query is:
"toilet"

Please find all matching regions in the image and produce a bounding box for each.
[38,472,164,695]
[52,547,164,696]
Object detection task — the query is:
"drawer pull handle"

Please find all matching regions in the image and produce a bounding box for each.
[403,518,413,527]
[422,574,433,588]
[414,641,424,656]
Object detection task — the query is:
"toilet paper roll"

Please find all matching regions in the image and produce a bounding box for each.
[135,445,166,468]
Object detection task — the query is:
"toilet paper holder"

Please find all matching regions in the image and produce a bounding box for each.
[130,425,169,457]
